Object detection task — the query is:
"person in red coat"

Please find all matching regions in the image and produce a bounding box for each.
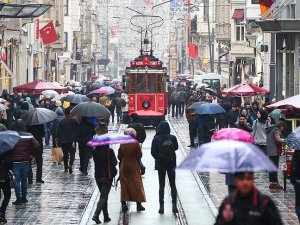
[11,119,40,205]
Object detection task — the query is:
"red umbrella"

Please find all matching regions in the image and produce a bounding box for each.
[221,83,270,97]
[13,79,68,94]
[267,94,300,110]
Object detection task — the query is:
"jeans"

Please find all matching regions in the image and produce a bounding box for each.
[0,180,11,214]
[94,178,112,216]
[12,162,30,199]
[44,123,52,145]
[122,112,128,124]
[61,143,76,168]
[117,112,123,122]
[188,122,197,146]
[78,143,92,173]
[158,168,177,204]
[269,156,279,183]
[295,182,300,221]
[179,102,185,116]
[171,102,179,118]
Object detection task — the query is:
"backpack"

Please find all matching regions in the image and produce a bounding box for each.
[158,137,176,167]
[171,91,180,101]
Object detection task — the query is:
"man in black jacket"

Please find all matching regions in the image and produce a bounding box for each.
[227,103,240,127]
[151,121,178,214]
[56,108,79,173]
[234,115,252,133]
[215,172,283,225]
[78,117,95,175]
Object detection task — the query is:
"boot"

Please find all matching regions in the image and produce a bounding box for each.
[121,202,128,212]
[136,202,145,212]
[68,166,73,174]
[158,204,164,214]
[12,198,23,205]
[92,214,101,224]
[21,197,28,204]
[172,203,178,214]
[0,211,7,223]
[269,182,283,189]
[64,166,68,172]
[103,210,111,223]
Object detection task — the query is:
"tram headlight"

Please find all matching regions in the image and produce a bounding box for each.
[142,100,151,109]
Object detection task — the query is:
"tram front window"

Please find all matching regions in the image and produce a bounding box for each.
[137,75,147,92]
[129,74,163,93]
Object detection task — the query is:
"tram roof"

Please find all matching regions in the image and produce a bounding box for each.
[126,68,167,74]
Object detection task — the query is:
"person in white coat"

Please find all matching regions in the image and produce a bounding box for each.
[121,92,129,123]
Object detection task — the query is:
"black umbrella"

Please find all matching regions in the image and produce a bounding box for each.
[71,102,111,118]
[65,94,90,104]
[20,108,57,126]
[89,83,106,92]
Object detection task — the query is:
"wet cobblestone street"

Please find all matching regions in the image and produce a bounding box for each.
[169,115,299,225]
[4,124,120,225]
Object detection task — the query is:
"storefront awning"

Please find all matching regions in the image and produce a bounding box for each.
[232,9,244,20]
[0,3,51,18]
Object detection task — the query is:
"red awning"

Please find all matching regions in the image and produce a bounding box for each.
[13,79,68,94]
[232,9,244,20]
[221,83,270,97]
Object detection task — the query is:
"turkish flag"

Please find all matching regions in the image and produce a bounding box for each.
[259,0,274,15]
[40,21,58,45]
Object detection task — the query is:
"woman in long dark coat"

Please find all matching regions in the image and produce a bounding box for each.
[118,128,146,212]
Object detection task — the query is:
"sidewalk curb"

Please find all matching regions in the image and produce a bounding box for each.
[79,124,124,225]
[168,119,218,217]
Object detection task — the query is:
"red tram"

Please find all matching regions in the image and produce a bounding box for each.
[123,54,168,127]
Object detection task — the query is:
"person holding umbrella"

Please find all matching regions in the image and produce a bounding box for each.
[0,125,12,223]
[215,172,283,225]
[11,119,40,205]
[56,108,79,173]
[118,128,146,212]
[178,140,283,225]
[91,123,118,224]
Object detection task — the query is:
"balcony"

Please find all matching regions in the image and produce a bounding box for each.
[231,42,254,58]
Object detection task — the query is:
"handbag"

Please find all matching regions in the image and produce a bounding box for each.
[9,171,16,189]
[140,160,146,175]
[52,141,64,164]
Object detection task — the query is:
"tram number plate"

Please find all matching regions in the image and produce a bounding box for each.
[281,163,287,171]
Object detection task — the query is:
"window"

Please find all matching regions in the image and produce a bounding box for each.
[64,32,68,51]
[251,0,260,4]
[128,74,164,93]
[203,0,209,22]
[235,19,245,41]
[64,0,69,16]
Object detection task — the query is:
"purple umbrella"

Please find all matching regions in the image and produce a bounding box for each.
[178,140,277,173]
[87,133,138,147]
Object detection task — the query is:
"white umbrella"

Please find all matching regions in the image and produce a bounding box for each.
[42,90,61,99]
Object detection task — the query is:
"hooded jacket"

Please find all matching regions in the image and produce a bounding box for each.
[151,122,178,170]
[11,131,40,162]
[266,126,284,156]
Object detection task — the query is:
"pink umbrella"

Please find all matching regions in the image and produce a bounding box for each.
[212,128,254,143]
[221,83,270,97]
[88,89,109,95]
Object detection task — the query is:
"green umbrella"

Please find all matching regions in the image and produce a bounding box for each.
[270,109,285,120]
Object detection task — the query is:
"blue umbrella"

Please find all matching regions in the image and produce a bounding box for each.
[87,133,138,147]
[0,131,21,155]
[286,126,300,150]
[193,103,225,115]
[178,140,277,173]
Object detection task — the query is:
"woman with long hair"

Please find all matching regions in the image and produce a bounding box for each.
[252,109,270,154]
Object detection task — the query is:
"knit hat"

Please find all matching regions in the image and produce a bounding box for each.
[124,128,137,138]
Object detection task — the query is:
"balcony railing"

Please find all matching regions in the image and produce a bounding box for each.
[262,0,296,20]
